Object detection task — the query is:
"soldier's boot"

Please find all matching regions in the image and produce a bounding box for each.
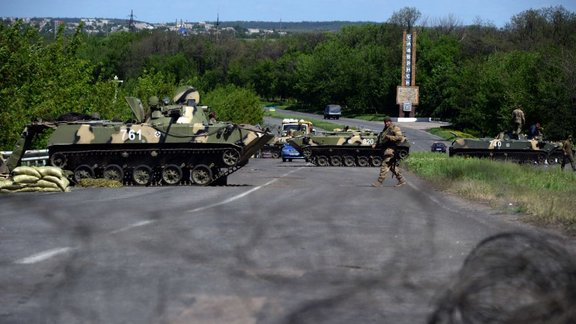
[371,180,383,187]
[395,175,406,187]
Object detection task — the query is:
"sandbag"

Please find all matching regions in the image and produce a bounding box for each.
[13,166,42,178]
[36,179,60,190]
[13,174,40,184]
[0,183,25,191]
[36,166,63,178]
[42,175,69,191]
[1,165,70,193]
[13,186,62,193]
[0,179,13,188]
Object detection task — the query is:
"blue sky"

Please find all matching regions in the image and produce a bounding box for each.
[2,0,575,27]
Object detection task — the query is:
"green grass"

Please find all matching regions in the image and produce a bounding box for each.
[404,152,576,235]
[428,128,476,140]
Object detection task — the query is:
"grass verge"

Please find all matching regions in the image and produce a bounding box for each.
[404,152,576,235]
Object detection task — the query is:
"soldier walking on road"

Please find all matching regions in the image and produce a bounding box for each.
[561,135,576,171]
[372,117,406,188]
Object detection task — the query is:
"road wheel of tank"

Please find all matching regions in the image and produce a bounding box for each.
[73,164,94,183]
[397,149,409,159]
[535,153,548,165]
[308,156,317,165]
[223,149,240,166]
[271,151,281,159]
[302,148,312,159]
[316,156,329,166]
[370,156,383,167]
[50,153,67,168]
[103,164,124,181]
[330,155,342,166]
[161,164,183,185]
[191,165,213,185]
[343,155,356,167]
[132,165,153,186]
[547,152,561,165]
[357,156,370,167]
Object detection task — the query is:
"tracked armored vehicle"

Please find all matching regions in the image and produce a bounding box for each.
[288,129,410,167]
[5,86,273,186]
[449,132,562,164]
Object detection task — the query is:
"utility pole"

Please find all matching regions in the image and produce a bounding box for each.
[113,75,124,104]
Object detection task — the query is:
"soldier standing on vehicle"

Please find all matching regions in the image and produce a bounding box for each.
[148,96,162,119]
[527,122,543,140]
[372,117,406,187]
[512,106,525,136]
[561,135,576,171]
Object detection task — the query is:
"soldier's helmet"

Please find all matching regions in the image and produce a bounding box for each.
[148,96,159,107]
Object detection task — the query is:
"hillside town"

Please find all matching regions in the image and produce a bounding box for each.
[0,15,283,37]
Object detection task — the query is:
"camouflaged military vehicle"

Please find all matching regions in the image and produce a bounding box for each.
[260,118,314,158]
[5,86,273,186]
[288,129,410,167]
[449,132,562,164]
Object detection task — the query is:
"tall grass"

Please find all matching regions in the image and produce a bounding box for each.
[404,152,576,234]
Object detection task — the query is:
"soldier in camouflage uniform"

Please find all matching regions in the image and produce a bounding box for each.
[372,117,406,187]
[561,135,576,171]
[512,107,525,136]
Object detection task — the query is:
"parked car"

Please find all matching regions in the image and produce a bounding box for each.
[431,142,447,153]
[281,143,305,162]
[263,104,277,112]
[323,104,342,120]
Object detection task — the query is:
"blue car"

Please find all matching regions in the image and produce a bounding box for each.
[281,143,305,162]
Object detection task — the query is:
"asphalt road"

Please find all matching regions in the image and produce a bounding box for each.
[0,154,547,323]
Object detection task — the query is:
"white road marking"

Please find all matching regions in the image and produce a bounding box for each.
[13,167,305,265]
[14,247,74,264]
[188,167,304,213]
[110,220,156,234]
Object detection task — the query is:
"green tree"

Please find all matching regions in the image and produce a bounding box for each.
[388,7,422,31]
[416,31,462,118]
[0,21,114,149]
[202,85,264,125]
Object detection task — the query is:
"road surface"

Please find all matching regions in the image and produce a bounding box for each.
[0,154,557,323]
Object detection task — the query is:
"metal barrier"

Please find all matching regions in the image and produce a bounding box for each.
[1,149,49,166]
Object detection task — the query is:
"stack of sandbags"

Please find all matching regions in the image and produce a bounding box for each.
[0,166,70,193]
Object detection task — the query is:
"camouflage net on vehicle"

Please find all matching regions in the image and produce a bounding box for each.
[0,166,70,193]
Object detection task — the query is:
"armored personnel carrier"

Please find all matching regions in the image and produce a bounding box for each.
[449,132,562,164]
[5,86,273,186]
[288,129,410,167]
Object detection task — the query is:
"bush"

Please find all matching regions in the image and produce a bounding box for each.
[203,85,264,125]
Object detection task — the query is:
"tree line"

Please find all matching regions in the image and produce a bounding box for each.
[0,6,575,150]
